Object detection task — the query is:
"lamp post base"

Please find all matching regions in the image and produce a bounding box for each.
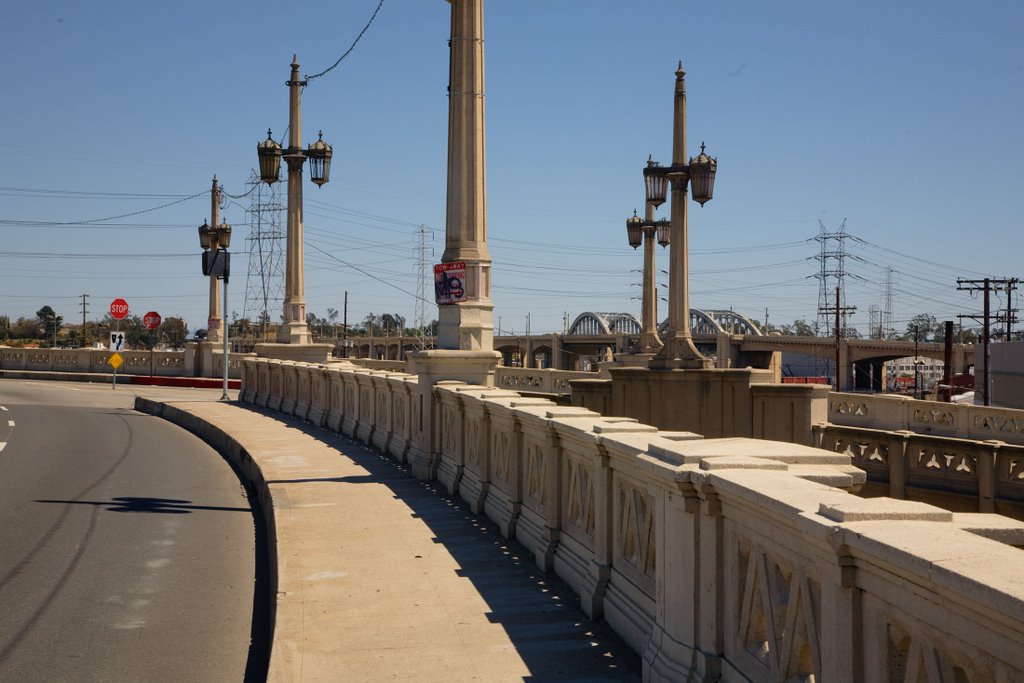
[650,334,713,370]
[276,321,312,345]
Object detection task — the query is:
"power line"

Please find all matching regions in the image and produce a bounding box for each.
[304,0,385,83]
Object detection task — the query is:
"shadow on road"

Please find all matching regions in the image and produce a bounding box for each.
[33,496,251,514]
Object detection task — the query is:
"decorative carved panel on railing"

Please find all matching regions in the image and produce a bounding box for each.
[525,442,546,507]
[492,429,511,484]
[616,477,655,590]
[442,405,458,457]
[465,418,481,470]
[393,395,406,434]
[734,540,822,681]
[565,453,595,537]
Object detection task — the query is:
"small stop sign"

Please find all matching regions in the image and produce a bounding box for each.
[143,311,162,330]
[110,298,129,320]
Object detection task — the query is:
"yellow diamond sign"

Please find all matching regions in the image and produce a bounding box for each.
[109,352,123,369]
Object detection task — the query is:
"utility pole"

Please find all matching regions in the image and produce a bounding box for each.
[343,290,349,358]
[958,277,1018,406]
[79,293,90,344]
[818,286,856,389]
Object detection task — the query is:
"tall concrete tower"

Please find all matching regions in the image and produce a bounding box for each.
[409,0,500,481]
[437,0,493,351]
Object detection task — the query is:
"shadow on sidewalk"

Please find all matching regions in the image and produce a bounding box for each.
[255,407,643,682]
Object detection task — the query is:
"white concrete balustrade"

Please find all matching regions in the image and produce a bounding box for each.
[830,391,1024,446]
[241,356,1024,681]
[0,345,246,378]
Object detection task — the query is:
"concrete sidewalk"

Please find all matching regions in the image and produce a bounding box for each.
[137,398,641,682]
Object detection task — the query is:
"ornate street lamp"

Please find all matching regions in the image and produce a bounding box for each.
[257,56,333,344]
[643,62,719,369]
[307,131,333,186]
[625,199,670,354]
[257,129,283,183]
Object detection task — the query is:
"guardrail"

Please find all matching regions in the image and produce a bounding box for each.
[240,356,1024,681]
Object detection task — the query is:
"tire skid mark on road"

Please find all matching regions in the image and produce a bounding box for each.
[0,505,101,665]
[0,411,137,662]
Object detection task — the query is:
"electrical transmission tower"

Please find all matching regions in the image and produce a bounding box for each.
[882,266,895,338]
[869,305,882,339]
[811,219,860,375]
[243,170,285,341]
[412,225,434,350]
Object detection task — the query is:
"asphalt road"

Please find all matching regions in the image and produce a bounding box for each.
[0,379,263,682]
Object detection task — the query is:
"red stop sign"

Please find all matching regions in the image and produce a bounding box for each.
[143,311,162,330]
[110,298,129,320]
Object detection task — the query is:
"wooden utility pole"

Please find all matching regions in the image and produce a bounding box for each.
[819,286,856,390]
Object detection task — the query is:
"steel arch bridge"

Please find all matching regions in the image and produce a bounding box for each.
[567,309,764,337]
[567,312,642,336]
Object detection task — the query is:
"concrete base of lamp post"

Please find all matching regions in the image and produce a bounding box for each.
[254,342,333,365]
[406,349,502,481]
[581,366,785,440]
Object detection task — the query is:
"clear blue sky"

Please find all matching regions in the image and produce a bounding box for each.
[1,1,1021,338]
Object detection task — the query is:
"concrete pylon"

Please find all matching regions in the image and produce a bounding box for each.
[410,0,501,481]
[437,0,494,352]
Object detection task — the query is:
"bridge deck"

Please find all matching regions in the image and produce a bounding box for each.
[140,398,641,681]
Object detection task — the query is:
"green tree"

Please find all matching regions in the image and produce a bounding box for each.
[36,305,63,345]
[160,317,189,349]
[361,313,383,336]
[905,314,938,342]
[326,307,339,337]
[11,316,38,339]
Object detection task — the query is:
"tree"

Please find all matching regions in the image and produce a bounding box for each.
[381,313,406,336]
[361,313,383,336]
[791,319,816,337]
[160,317,189,349]
[905,314,938,342]
[11,316,38,339]
[0,315,8,341]
[36,305,63,345]
[326,307,339,337]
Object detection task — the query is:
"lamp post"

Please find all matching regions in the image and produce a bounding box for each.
[199,212,232,400]
[626,172,671,354]
[257,55,333,345]
[202,176,227,343]
[642,62,718,370]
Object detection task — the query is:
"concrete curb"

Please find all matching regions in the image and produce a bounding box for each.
[133,398,277,676]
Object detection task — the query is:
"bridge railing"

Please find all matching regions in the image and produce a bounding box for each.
[240,356,1024,681]
[830,391,1024,446]
[0,346,187,376]
[815,422,1024,514]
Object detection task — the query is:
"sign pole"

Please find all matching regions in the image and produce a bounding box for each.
[108,298,130,390]
[221,271,230,400]
[112,321,119,391]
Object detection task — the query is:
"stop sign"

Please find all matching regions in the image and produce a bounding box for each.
[143,311,162,330]
[110,298,129,320]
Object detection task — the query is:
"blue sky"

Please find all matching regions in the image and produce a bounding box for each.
[1,1,1021,338]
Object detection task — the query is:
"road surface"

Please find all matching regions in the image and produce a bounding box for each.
[0,379,263,681]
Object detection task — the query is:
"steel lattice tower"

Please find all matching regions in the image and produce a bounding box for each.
[413,225,434,350]
[812,218,859,376]
[243,170,285,340]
